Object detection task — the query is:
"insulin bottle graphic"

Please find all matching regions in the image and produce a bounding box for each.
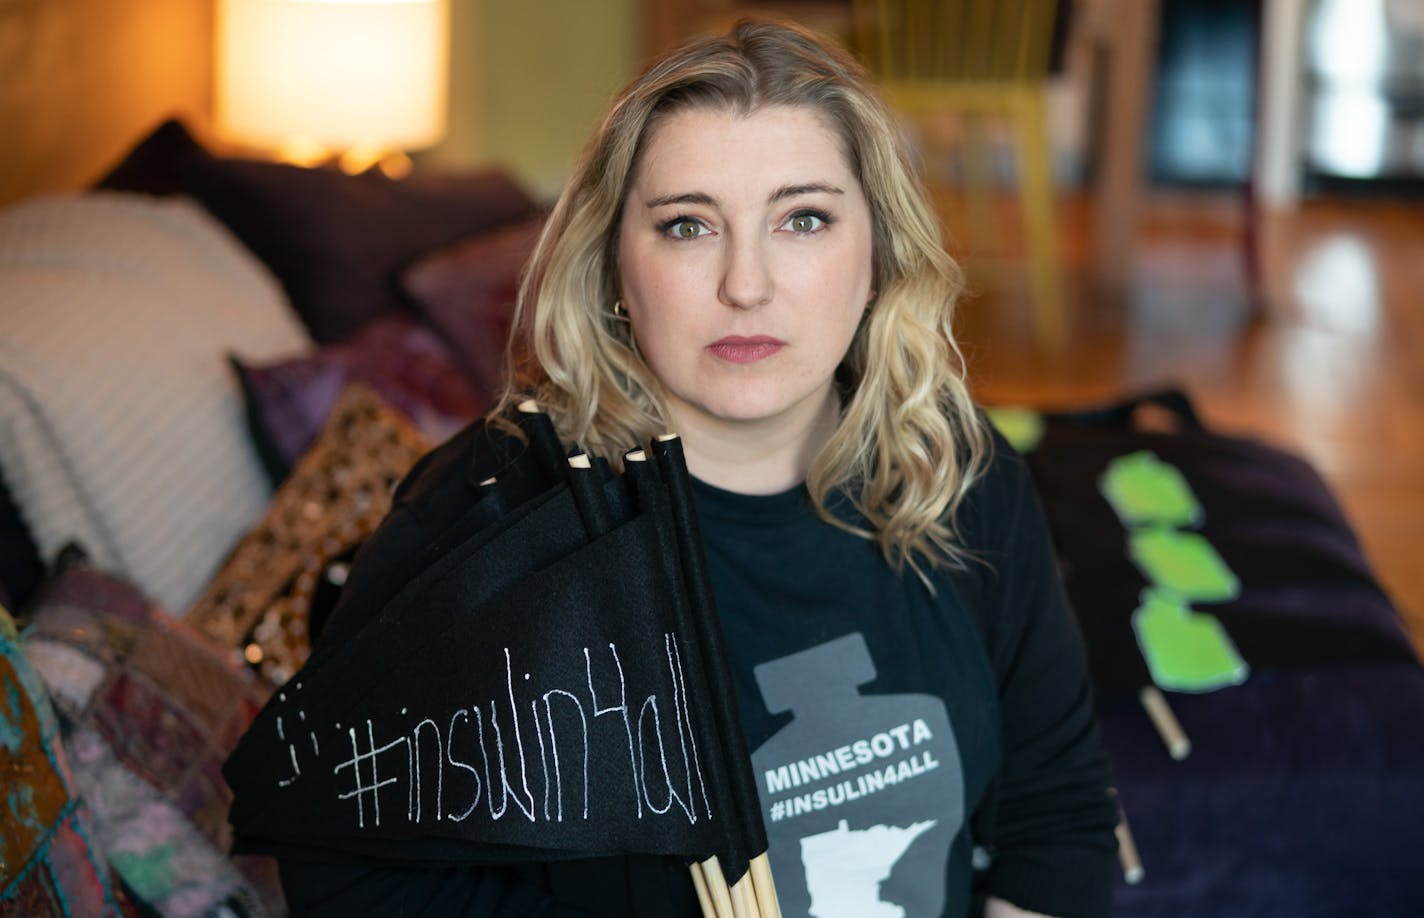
[750,633,962,918]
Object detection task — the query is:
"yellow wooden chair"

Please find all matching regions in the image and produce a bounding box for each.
[855,0,1066,346]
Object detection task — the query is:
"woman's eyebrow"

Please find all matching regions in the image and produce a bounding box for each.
[646,191,717,208]
[769,182,844,202]
[645,183,844,209]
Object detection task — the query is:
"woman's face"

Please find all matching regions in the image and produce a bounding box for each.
[616,104,875,438]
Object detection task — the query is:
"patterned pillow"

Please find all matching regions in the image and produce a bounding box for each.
[231,313,477,485]
[21,559,285,916]
[187,383,432,686]
[1,605,130,915]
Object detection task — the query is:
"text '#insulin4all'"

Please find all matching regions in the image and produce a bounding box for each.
[763,720,940,822]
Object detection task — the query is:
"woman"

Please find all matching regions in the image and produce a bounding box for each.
[275,18,1116,918]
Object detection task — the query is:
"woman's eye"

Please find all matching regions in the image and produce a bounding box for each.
[663,218,709,240]
[785,212,828,234]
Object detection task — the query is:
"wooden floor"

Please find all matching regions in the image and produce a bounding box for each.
[943,187,1424,657]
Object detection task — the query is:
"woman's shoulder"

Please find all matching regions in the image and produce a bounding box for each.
[954,417,1038,544]
[940,415,1051,599]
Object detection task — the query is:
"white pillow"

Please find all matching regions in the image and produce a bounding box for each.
[0,192,313,612]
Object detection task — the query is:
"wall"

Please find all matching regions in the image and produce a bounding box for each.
[421,0,642,200]
[0,0,212,207]
[0,0,639,207]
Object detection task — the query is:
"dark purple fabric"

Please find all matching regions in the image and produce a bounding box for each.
[1020,390,1424,916]
[1022,391,1415,695]
[180,158,539,343]
[400,214,545,395]
[1101,665,1424,916]
[93,118,542,344]
[231,314,483,484]
[94,118,213,196]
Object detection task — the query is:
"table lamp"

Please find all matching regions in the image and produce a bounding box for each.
[216,0,449,175]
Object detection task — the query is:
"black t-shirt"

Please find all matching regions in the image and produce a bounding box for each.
[692,436,1117,918]
[692,477,1000,917]
[271,429,1117,917]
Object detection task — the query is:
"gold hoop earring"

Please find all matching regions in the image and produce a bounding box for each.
[612,299,625,318]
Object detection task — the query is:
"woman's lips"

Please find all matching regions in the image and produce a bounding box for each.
[707,336,786,364]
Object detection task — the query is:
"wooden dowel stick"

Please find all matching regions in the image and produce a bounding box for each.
[567,453,591,469]
[750,853,782,917]
[729,874,754,918]
[700,856,737,918]
[689,863,717,918]
[1139,686,1191,760]
[517,398,540,413]
[1116,814,1146,885]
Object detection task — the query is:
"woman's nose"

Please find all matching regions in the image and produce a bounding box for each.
[717,233,773,310]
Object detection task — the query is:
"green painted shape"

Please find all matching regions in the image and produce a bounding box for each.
[985,406,1045,454]
[1100,450,1204,528]
[1133,589,1250,692]
[1129,527,1240,602]
[110,844,176,898]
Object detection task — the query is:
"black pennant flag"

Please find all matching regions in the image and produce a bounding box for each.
[223,409,769,891]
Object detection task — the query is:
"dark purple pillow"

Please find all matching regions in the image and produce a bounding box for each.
[231,314,483,484]
[94,117,213,196]
[401,213,545,395]
[179,159,540,343]
[94,118,542,344]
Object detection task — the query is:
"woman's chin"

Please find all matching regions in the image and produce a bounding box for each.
[671,388,828,431]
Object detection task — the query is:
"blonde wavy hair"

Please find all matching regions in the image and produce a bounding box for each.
[496,18,991,574]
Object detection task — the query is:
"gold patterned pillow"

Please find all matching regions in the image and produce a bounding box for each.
[187,382,431,685]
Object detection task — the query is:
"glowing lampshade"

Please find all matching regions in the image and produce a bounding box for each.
[216,0,449,159]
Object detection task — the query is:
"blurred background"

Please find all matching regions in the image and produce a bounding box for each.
[2,0,1420,651]
[5,7,1424,914]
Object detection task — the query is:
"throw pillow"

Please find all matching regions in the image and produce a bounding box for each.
[21,556,284,916]
[401,213,545,396]
[179,158,539,344]
[94,118,214,198]
[231,313,479,486]
[187,383,432,686]
[95,118,543,345]
[0,192,313,616]
[1,605,129,915]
